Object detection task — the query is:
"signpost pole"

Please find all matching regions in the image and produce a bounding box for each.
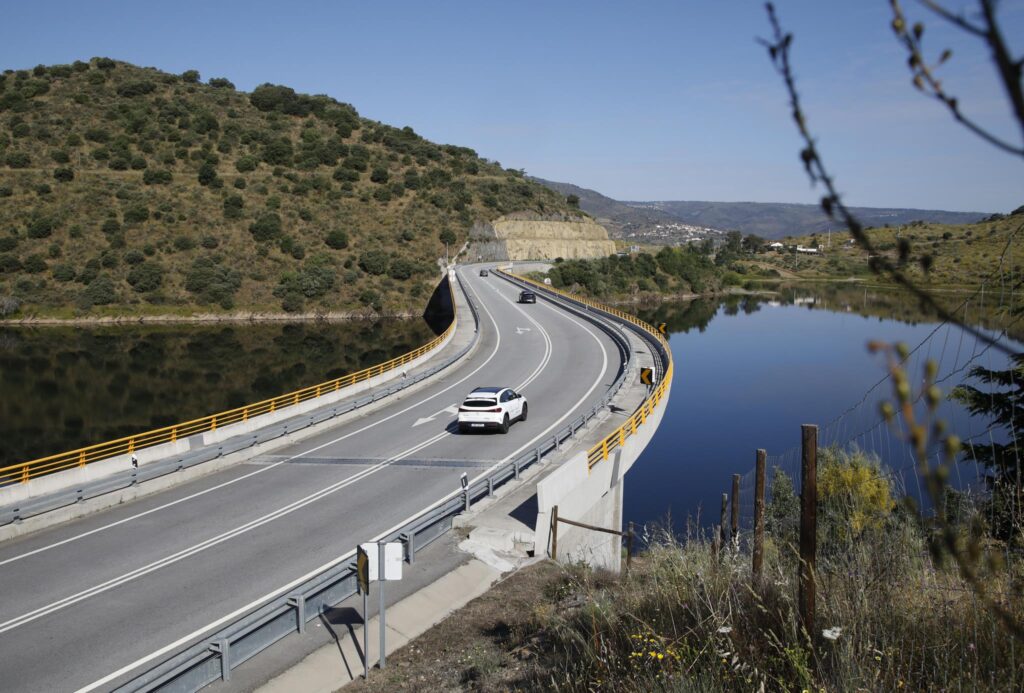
[378,541,386,669]
[362,589,369,679]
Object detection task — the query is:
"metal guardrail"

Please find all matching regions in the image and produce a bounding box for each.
[0,279,461,487]
[0,274,476,528]
[497,268,674,470]
[110,267,639,693]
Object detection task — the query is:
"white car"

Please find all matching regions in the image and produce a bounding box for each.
[457,387,527,434]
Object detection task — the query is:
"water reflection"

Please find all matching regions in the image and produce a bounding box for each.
[627,285,1020,535]
[0,319,436,467]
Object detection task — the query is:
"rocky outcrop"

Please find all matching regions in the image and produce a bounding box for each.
[468,213,616,262]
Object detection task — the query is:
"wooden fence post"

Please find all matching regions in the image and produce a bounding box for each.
[551,505,559,561]
[731,473,740,549]
[719,492,728,547]
[753,449,766,580]
[799,425,818,645]
[626,521,634,571]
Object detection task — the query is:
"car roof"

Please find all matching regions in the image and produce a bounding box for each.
[468,386,505,394]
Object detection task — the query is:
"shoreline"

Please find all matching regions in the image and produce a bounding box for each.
[0,309,423,327]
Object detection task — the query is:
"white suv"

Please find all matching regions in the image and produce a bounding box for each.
[457,387,528,434]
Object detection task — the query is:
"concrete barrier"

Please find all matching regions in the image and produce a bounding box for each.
[534,379,672,572]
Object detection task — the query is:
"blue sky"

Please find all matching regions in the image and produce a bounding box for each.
[2,1,1021,212]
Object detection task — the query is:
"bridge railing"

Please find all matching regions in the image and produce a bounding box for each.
[496,268,673,471]
[0,279,459,486]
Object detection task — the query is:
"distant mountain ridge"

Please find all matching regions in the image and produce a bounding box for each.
[533,178,990,240]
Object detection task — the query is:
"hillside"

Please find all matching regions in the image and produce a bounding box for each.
[753,210,1023,290]
[533,178,989,240]
[634,200,989,239]
[0,59,576,318]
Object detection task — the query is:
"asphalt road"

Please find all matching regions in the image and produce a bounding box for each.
[0,266,626,692]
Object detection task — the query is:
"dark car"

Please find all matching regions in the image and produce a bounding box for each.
[519,290,536,304]
[479,269,489,277]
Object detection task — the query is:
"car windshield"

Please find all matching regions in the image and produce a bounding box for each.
[462,398,497,408]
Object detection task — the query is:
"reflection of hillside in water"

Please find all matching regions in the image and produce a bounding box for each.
[0,319,436,467]
[637,283,1021,342]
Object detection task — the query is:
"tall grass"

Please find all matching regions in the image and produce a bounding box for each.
[521,452,1023,691]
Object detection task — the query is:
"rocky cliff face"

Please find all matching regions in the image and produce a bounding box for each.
[469,214,616,261]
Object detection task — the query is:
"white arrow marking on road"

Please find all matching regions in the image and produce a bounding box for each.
[515,327,532,334]
[413,404,459,427]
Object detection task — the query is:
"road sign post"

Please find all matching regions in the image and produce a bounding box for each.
[357,543,377,678]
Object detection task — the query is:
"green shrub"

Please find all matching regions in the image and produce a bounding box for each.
[127,262,164,292]
[280,292,304,312]
[208,77,234,89]
[52,264,76,282]
[23,254,47,273]
[82,275,116,305]
[359,250,390,275]
[197,160,217,186]
[325,229,349,249]
[249,212,282,241]
[130,156,147,170]
[0,185,12,197]
[201,235,219,249]
[370,166,390,184]
[6,151,30,168]
[53,167,74,182]
[235,155,257,172]
[101,218,121,234]
[100,250,119,268]
[223,194,243,219]
[142,168,172,184]
[11,123,30,138]
[123,205,149,224]
[332,166,359,182]
[0,237,16,252]
[94,57,116,70]
[109,157,129,170]
[184,256,242,307]
[123,249,145,264]
[173,235,196,251]
[439,228,457,245]
[181,69,200,83]
[0,254,22,272]
[262,137,294,166]
[116,81,156,97]
[27,217,54,238]
[276,260,336,298]
[50,149,70,163]
[388,256,415,280]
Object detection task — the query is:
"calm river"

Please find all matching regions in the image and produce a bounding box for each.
[629,285,1019,535]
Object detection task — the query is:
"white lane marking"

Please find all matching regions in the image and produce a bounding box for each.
[5,270,556,636]
[515,327,531,334]
[0,273,502,568]
[74,272,611,693]
[412,404,458,428]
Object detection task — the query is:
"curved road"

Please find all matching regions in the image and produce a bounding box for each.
[0,267,626,692]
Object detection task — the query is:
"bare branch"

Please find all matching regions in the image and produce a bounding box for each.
[761,2,1018,358]
[893,0,1024,158]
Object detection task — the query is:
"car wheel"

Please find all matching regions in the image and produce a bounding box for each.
[520,403,528,422]
[500,413,510,434]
